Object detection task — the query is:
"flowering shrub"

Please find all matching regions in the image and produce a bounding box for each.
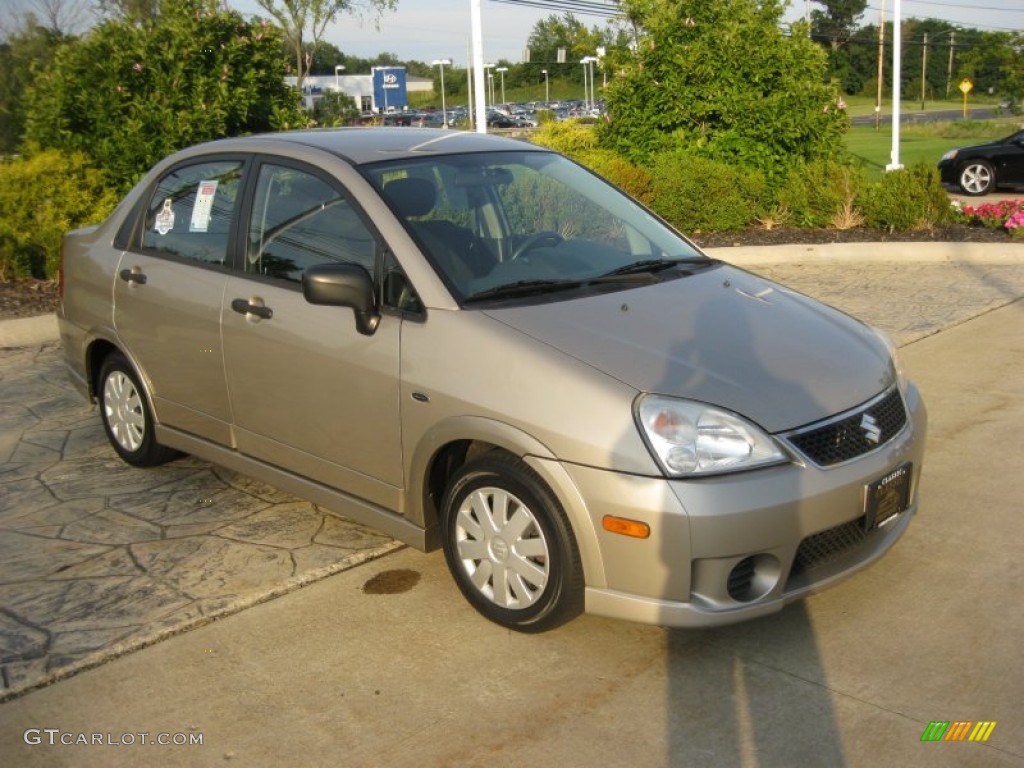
[957,199,1024,235]
[1006,209,1024,239]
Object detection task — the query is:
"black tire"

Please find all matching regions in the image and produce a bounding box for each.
[97,352,181,467]
[440,453,584,632]
[958,160,995,196]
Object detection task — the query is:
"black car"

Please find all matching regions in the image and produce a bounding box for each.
[938,129,1024,195]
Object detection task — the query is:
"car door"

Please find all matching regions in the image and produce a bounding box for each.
[221,160,405,511]
[113,157,245,445]
[1004,131,1024,184]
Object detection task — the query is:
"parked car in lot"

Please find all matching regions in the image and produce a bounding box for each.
[59,129,926,632]
[938,129,1024,195]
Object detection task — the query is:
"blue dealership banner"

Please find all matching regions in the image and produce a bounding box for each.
[372,67,408,113]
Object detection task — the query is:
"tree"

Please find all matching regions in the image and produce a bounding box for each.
[959,30,1019,98]
[601,0,848,176]
[252,0,396,91]
[93,0,160,22]
[0,20,70,153]
[23,0,305,189]
[1001,32,1024,101]
[526,12,615,84]
[810,0,867,50]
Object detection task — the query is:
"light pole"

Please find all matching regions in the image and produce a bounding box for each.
[496,66,508,106]
[334,64,345,94]
[542,68,549,102]
[581,57,598,112]
[431,58,452,127]
[484,63,494,109]
[580,59,589,111]
[582,56,598,113]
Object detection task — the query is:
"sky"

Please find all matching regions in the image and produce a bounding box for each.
[224,0,1023,67]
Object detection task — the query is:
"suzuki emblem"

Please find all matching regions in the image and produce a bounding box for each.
[861,413,882,444]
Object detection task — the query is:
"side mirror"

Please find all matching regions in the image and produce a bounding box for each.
[302,263,380,335]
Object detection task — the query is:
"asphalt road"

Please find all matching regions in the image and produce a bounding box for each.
[850,106,1006,126]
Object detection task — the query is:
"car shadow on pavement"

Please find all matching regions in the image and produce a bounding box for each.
[0,344,402,702]
[665,606,845,766]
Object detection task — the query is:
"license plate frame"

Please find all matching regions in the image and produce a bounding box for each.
[864,462,912,531]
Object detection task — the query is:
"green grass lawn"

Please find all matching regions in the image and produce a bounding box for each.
[844,119,1018,179]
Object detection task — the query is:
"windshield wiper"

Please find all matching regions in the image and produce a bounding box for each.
[463,278,585,303]
[595,256,713,279]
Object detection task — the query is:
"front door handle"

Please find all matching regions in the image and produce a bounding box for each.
[231,298,273,320]
[119,268,147,285]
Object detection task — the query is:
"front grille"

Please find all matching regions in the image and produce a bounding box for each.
[784,387,907,467]
[791,517,869,575]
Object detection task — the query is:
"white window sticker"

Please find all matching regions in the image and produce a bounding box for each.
[190,180,219,232]
[154,198,175,235]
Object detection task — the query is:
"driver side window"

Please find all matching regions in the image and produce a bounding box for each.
[247,164,376,283]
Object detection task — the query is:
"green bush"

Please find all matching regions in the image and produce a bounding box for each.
[530,119,598,160]
[535,109,557,125]
[601,2,847,174]
[24,0,305,192]
[774,160,866,228]
[648,152,766,232]
[0,151,118,280]
[858,164,954,231]
[576,149,654,206]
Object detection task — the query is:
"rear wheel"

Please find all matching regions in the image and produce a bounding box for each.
[440,453,583,632]
[98,352,180,467]
[958,160,995,195]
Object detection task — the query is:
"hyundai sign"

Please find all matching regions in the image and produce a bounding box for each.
[372,66,408,112]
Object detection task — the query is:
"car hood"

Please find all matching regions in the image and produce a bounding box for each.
[954,132,1021,154]
[483,264,894,433]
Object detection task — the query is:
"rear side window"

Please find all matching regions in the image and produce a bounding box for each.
[140,160,243,265]
[246,164,376,282]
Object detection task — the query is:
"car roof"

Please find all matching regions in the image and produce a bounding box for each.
[184,128,544,167]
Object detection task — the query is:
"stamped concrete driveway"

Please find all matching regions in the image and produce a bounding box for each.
[1,241,1022,704]
[0,345,401,699]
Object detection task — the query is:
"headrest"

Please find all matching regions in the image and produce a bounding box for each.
[384,177,437,218]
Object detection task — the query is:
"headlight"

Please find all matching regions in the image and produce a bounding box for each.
[871,326,904,389]
[941,149,959,161]
[635,395,787,477]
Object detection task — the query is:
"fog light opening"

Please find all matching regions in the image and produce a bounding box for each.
[727,554,781,602]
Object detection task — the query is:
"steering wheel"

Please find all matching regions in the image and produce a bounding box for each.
[510,231,564,261]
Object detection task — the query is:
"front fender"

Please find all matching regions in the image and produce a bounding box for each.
[405,415,606,586]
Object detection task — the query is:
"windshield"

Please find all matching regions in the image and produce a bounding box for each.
[363,150,709,304]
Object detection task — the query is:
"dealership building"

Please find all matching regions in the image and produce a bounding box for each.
[287,67,433,113]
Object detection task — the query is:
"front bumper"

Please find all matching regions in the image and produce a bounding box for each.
[566,383,926,628]
[937,160,957,186]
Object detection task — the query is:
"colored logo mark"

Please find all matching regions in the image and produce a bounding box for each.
[920,721,997,742]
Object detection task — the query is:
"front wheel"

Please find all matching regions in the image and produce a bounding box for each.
[98,352,181,467]
[958,160,995,195]
[440,453,583,632]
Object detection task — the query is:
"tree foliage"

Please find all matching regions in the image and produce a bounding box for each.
[601,0,847,175]
[527,13,608,65]
[0,22,70,153]
[23,0,305,190]
[524,12,620,87]
[810,0,867,50]
[253,0,396,90]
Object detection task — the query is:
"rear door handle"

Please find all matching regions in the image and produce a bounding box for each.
[119,268,147,285]
[231,298,273,320]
